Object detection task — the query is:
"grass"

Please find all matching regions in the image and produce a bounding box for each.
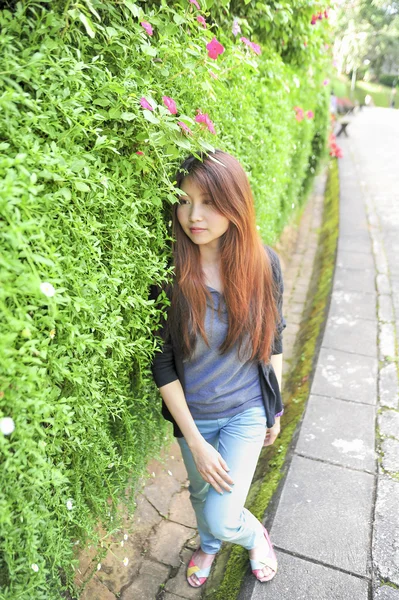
[332,75,399,109]
[203,158,340,600]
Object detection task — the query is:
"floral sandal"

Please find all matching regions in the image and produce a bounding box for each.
[186,548,215,588]
[250,525,278,582]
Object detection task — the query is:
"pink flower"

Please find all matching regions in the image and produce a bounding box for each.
[306,110,314,119]
[304,41,308,48]
[232,18,241,36]
[311,15,317,25]
[206,37,225,60]
[294,106,304,122]
[250,42,261,55]
[136,151,144,156]
[162,96,177,115]
[318,11,323,20]
[323,78,330,86]
[140,21,153,36]
[324,10,329,18]
[195,110,216,134]
[240,36,251,47]
[189,0,200,8]
[140,97,153,111]
[178,121,193,136]
[240,37,261,55]
[197,15,206,28]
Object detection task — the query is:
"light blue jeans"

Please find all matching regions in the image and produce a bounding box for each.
[178,405,267,555]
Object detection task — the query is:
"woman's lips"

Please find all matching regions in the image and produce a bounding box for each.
[189,228,206,233]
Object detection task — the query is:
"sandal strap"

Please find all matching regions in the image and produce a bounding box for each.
[250,557,277,572]
[187,560,212,579]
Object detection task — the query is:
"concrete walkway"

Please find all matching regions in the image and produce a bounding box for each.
[241,107,399,600]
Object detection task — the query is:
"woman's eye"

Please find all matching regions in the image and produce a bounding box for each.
[203,199,213,205]
[179,198,189,205]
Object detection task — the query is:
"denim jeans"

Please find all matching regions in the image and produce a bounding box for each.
[178,405,267,555]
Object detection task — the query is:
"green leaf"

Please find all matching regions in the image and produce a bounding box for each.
[142,110,160,124]
[93,98,110,107]
[75,182,91,192]
[121,112,137,121]
[79,12,96,38]
[173,14,186,25]
[123,0,140,17]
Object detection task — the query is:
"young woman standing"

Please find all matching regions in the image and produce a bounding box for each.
[151,150,286,588]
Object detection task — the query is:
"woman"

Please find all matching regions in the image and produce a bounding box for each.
[151,150,286,588]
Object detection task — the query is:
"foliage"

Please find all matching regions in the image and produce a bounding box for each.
[0,0,330,597]
[334,0,399,80]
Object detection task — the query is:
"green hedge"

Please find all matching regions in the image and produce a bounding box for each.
[0,1,329,597]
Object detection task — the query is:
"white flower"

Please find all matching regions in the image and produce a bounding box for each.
[121,540,124,547]
[40,282,56,297]
[124,534,128,541]
[123,557,129,567]
[31,564,39,572]
[167,470,173,476]
[0,417,15,436]
[97,563,102,571]
[66,499,73,510]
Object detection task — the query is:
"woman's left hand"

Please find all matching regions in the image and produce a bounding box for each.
[263,417,280,447]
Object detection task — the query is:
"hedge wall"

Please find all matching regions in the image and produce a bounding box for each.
[0,1,330,597]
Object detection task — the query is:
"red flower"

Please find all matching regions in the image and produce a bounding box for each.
[140,97,153,111]
[311,15,317,25]
[195,110,216,134]
[206,37,225,60]
[189,0,200,8]
[178,121,193,136]
[197,15,206,28]
[136,151,144,156]
[162,96,177,115]
[140,21,153,36]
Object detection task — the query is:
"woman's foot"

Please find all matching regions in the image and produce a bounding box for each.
[249,526,278,582]
[186,548,217,587]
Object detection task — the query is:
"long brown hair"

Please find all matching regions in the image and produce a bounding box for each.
[168,150,279,363]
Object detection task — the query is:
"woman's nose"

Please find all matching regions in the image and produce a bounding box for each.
[189,204,203,221]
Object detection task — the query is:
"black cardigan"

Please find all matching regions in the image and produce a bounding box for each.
[150,245,286,438]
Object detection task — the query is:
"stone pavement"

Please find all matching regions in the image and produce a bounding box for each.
[240,107,399,600]
[75,166,326,598]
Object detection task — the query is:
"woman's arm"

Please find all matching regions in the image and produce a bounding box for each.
[264,353,283,447]
[159,380,234,493]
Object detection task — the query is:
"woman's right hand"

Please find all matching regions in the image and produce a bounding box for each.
[189,439,234,494]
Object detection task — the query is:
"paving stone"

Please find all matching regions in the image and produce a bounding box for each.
[374,586,399,600]
[143,473,181,517]
[148,520,195,567]
[323,314,377,357]
[378,295,394,323]
[169,489,197,528]
[165,548,203,599]
[240,550,369,600]
[271,455,374,576]
[184,533,200,550]
[121,559,170,600]
[338,234,372,254]
[379,363,399,409]
[291,287,308,304]
[131,493,163,543]
[80,575,117,600]
[329,289,376,321]
[336,250,374,271]
[381,438,399,473]
[373,476,399,586]
[379,323,396,359]
[312,347,377,405]
[296,395,376,472]
[96,541,143,594]
[377,274,391,295]
[333,267,376,294]
[164,594,189,600]
[378,409,399,439]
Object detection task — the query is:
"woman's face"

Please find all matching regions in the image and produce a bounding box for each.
[176,177,230,248]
